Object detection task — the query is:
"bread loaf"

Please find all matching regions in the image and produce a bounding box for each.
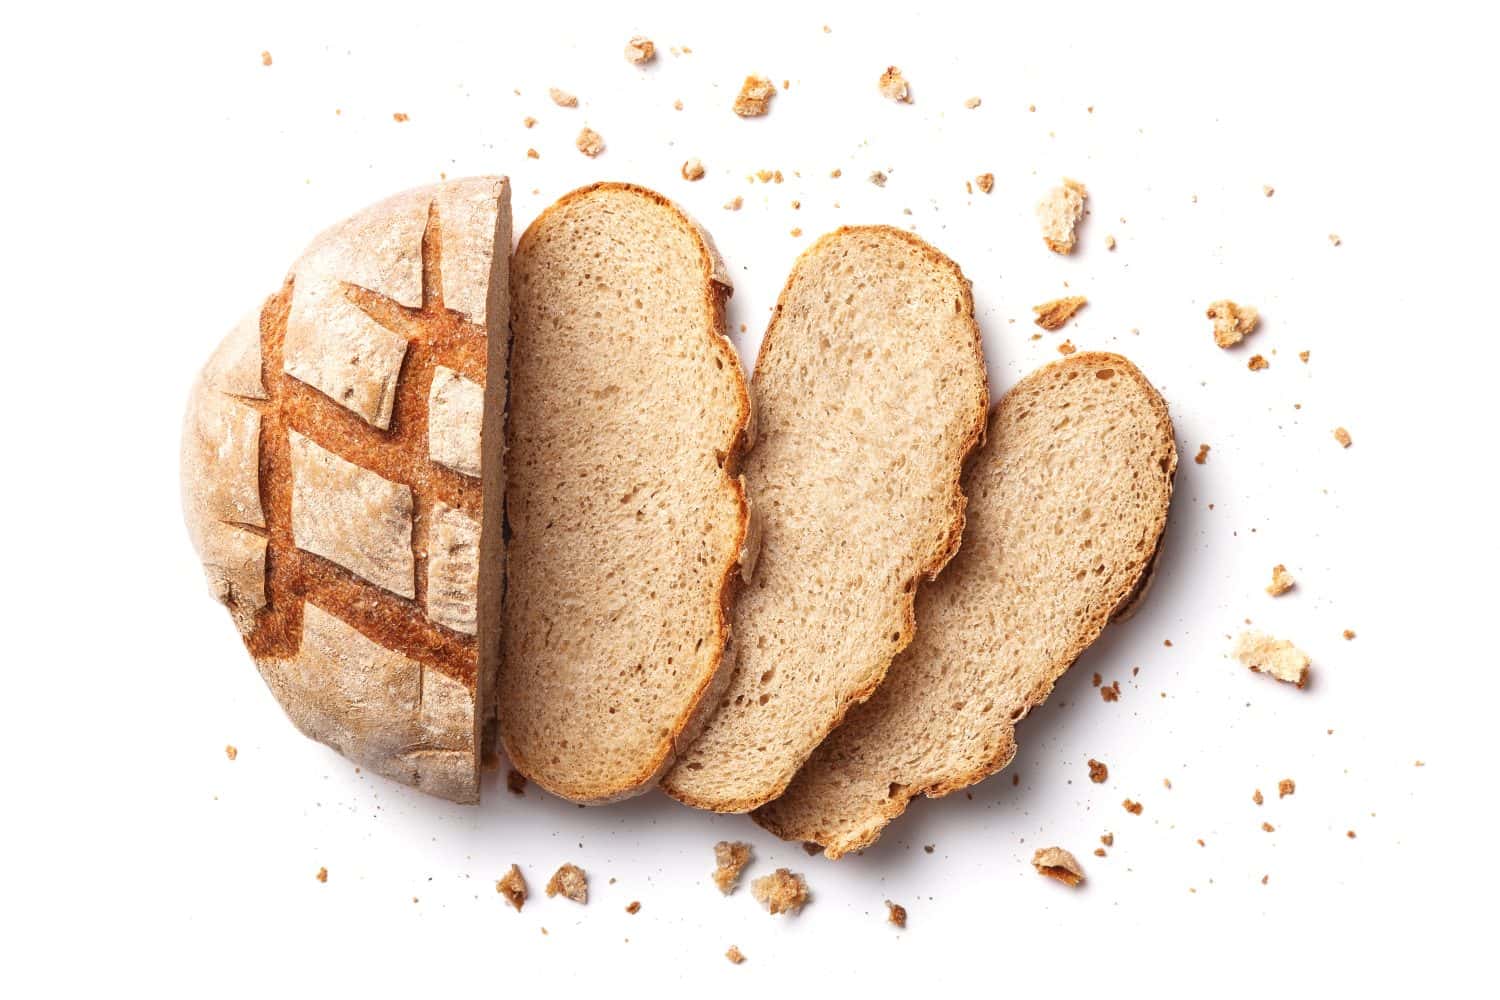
[661,226,990,813]
[181,176,511,803]
[754,353,1176,856]
[499,183,752,803]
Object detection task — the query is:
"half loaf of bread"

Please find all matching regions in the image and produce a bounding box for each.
[754,352,1176,856]
[499,183,752,803]
[181,176,511,803]
[661,226,990,813]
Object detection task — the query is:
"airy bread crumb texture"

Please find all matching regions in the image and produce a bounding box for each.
[1206,300,1259,348]
[712,841,753,894]
[545,863,588,903]
[497,864,527,911]
[733,76,777,116]
[1266,564,1296,596]
[575,127,605,157]
[1037,178,1087,254]
[625,36,655,65]
[1233,630,1310,687]
[1033,295,1087,330]
[751,869,809,915]
[1032,847,1085,887]
[879,66,911,103]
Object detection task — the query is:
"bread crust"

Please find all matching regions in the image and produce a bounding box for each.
[662,226,990,813]
[500,182,751,804]
[753,352,1175,856]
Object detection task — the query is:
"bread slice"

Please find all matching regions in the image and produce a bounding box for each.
[181,176,511,803]
[661,226,990,813]
[754,353,1176,856]
[499,183,751,803]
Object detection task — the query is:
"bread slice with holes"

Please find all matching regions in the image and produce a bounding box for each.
[499,183,752,803]
[754,353,1176,856]
[181,177,510,803]
[660,226,990,813]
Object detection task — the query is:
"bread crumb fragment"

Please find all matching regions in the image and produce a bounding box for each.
[733,75,776,116]
[751,868,809,915]
[1233,630,1310,687]
[575,127,605,157]
[497,864,527,911]
[964,96,981,109]
[1347,830,1357,838]
[526,148,539,159]
[1262,822,1276,833]
[1263,184,1275,197]
[260,51,272,67]
[624,36,656,65]
[224,744,237,761]
[1100,832,1114,846]
[1032,847,1085,887]
[1333,427,1352,448]
[869,170,888,187]
[726,945,746,965]
[549,88,578,108]
[1094,847,1107,857]
[392,112,409,123]
[976,172,995,194]
[681,158,705,181]
[1329,233,1342,246]
[1105,234,1116,250]
[878,66,911,103]
[1033,295,1087,330]
[625,900,641,914]
[1299,350,1310,362]
[724,196,743,211]
[673,99,683,111]
[885,900,907,927]
[315,867,328,883]
[523,116,536,128]
[1343,629,1356,640]
[1194,443,1210,465]
[1057,340,1076,356]
[712,841,752,894]
[1123,799,1143,815]
[1206,300,1259,348]
[1278,778,1296,798]
[506,769,527,794]
[1266,564,1296,596]
[1248,354,1269,371]
[1100,680,1120,702]
[1037,178,1087,254]
[1088,758,1109,783]
[545,863,588,903]
[1253,788,1264,805]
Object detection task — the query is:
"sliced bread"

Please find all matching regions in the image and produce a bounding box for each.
[181,176,511,803]
[661,226,990,812]
[499,183,752,803]
[754,353,1176,856]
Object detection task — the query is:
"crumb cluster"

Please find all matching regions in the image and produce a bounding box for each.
[1207,300,1259,348]
[712,841,753,894]
[751,868,809,915]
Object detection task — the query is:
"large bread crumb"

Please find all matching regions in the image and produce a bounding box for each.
[1233,630,1310,687]
[575,127,605,157]
[712,841,753,894]
[1033,296,1088,330]
[1087,758,1109,783]
[1036,178,1087,254]
[549,87,578,108]
[1206,300,1259,348]
[1032,847,1085,887]
[879,66,911,103]
[497,864,527,911]
[1266,564,1296,596]
[751,868,808,915]
[624,36,655,65]
[545,863,588,903]
[733,75,776,116]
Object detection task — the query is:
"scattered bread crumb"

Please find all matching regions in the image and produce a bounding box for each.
[1123,799,1143,815]
[1057,340,1076,356]
[1299,350,1310,362]
[625,901,641,914]
[624,36,656,65]
[751,869,809,915]
[1263,184,1275,197]
[1194,444,1210,465]
[549,88,578,108]
[681,158,705,181]
[575,127,605,157]
[1343,629,1356,640]
[1333,427,1352,448]
[726,946,746,965]
[1033,295,1087,330]
[1278,778,1296,799]
[1329,233,1342,246]
[526,148,539,159]
[1253,788,1264,805]
[1094,848,1107,857]
[869,170,888,187]
[879,66,911,103]
[1100,680,1120,702]
[724,196,743,210]
[1037,178,1087,254]
[224,745,237,761]
[965,96,981,109]
[712,841,753,895]
[546,863,588,903]
[506,769,527,794]
[1262,822,1276,833]
[315,867,328,883]
[1088,758,1109,783]
[1032,847,1085,887]
[1164,778,1173,790]
[523,116,536,128]
[1248,354,1269,371]
[1100,833,1114,846]
[1028,103,1036,112]
[976,172,995,194]
[392,113,409,123]
[497,865,527,911]
[1347,830,1357,838]
[1233,630,1310,687]
[1092,672,1102,687]
[1206,300,1259,348]
[1266,564,1296,597]
[885,900,908,927]
[1105,234,1116,250]
[260,51,272,67]
[733,75,776,117]
[673,99,683,111]
[790,227,803,237]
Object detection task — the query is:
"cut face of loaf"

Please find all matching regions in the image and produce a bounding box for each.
[180,177,511,803]
[500,183,751,803]
[661,226,990,813]
[754,353,1176,856]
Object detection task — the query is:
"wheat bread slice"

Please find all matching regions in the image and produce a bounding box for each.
[754,353,1176,856]
[661,226,990,812]
[181,176,510,803]
[500,183,751,803]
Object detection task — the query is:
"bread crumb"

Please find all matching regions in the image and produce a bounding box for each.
[1032,847,1085,887]
[1277,778,1296,799]
[724,196,743,211]
[1058,340,1077,356]
[1266,564,1296,596]
[1333,427,1352,448]
[869,170,888,187]
[625,36,656,65]
[1263,184,1275,197]
[549,88,578,108]
[790,227,803,237]
[976,172,995,194]
[526,148,539,159]
[392,113,409,123]
[673,99,683,111]
[497,864,527,911]
[751,868,809,915]
[315,866,328,883]
[575,127,605,157]
[1194,443,1210,465]
[1028,103,1036,112]
[1233,630,1311,687]
[224,744,237,761]
[1033,295,1087,330]
[1094,848,1107,857]
[625,900,641,914]
[523,116,536,128]
[1105,234,1116,250]
[885,900,908,927]
[681,158,705,181]
[1248,354,1269,371]
[506,769,527,794]
[1123,799,1143,815]
[1347,830,1357,838]
[1092,672,1102,687]
[1163,777,1173,790]
[1299,350,1310,362]
[1343,629,1356,640]
[878,66,911,103]
[1100,832,1114,846]
[1037,178,1087,254]
[545,863,588,903]
[733,75,776,117]
[1100,680,1120,702]
[260,51,272,67]
[1253,788,1264,805]
[964,96,981,109]
[1206,300,1259,348]
[1262,822,1275,833]
[712,841,753,894]
[1329,233,1342,246]
[1087,758,1108,783]
[725,946,746,965]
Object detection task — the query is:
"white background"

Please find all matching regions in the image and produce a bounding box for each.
[4,1,1496,995]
